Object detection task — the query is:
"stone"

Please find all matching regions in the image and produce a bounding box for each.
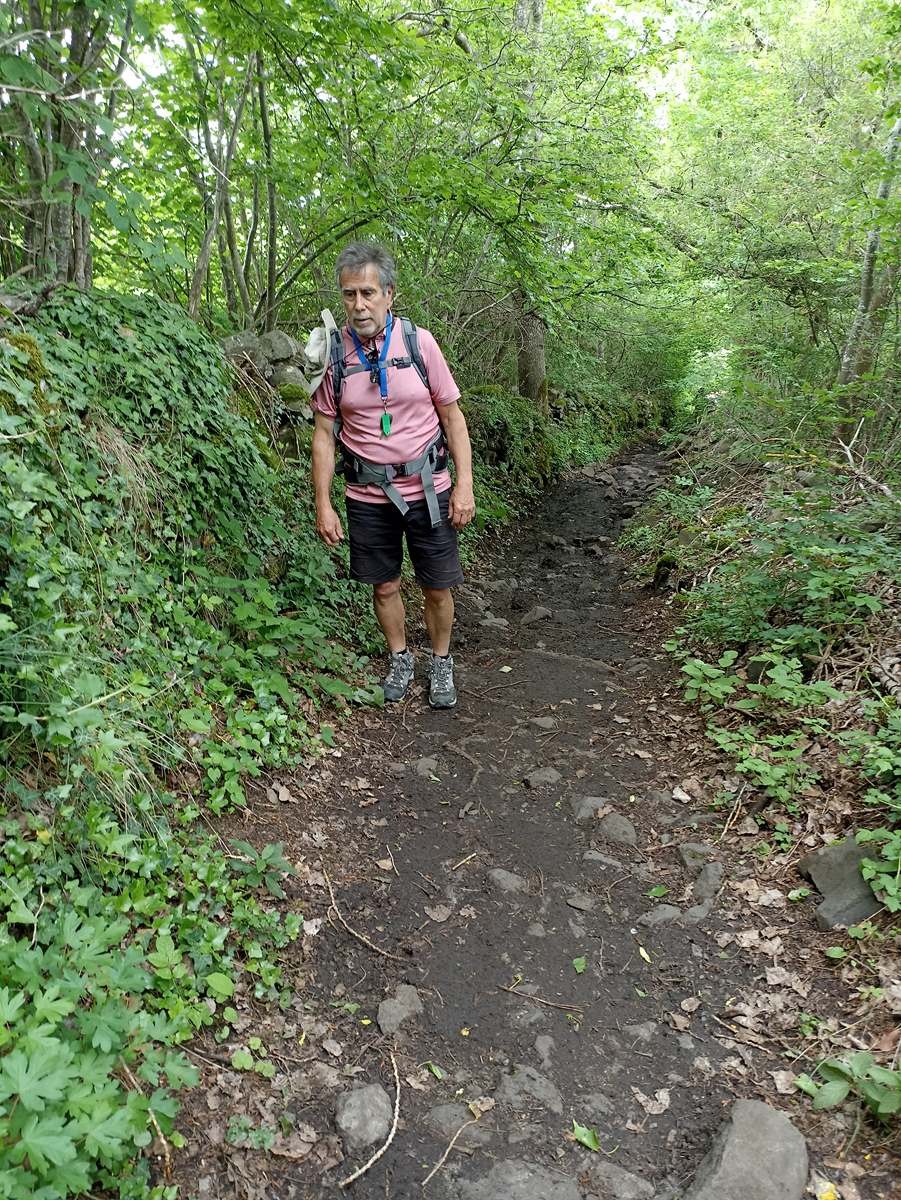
[583,849,625,870]
[582,1158,654,1199]
[387,761,407,776]
[682,1099,807,1200]
[222,330,263,361]
[497,1064,563,1114]
[271,362,310,390]
[526,922,546,937]
[599,812,637,846]
[639,904,681,927]
[416,756,439,777]
[489,868,527,895]
[525,766,562,788]
[682,900,713,924]
[506,1123,543,1147]
[457,1159,581,1200]
[480,615,510,629]
[460,1156,580,1195]
[334,1083,392,1151]
[534,1034,555,1067]
[376,984,423,1034]
[258,329,298,361]
[521,605,552,626]
[429,1102,493,1149]
[693,861,724,900]
[571,796,603,824]
[566,891,596,912]
[678,842,716,874]
[529,716,556,730]
[579,1090,615,1119]
[798,837,881,930]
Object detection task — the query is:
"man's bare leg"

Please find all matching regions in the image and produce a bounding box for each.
[373,579,407,652]
[422,586,454,657]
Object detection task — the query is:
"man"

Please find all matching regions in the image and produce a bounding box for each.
[311,242,475,708]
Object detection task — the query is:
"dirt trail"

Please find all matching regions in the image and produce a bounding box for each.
[179,449,895,1200]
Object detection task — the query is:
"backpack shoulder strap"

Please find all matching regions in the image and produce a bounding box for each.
[329,326,346,414]
[399,316,430,391]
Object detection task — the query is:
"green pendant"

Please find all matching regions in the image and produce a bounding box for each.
[381,411,392,437]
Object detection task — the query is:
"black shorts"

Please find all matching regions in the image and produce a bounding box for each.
[345,489,464,588]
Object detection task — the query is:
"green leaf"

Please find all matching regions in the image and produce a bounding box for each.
[571,1119,600,1152]
[0,1045,73,1112]
[205,972,235,999]
[12,1114,77,1171]
[787,887,810,901]
[811,1079,851,1110]
[426,1062,446,1080]
[646,884,668,898]
[231,1049,253,1071]
[572,956,587,974]
[824,946,847,959]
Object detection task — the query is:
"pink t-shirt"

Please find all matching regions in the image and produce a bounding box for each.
[312,318,460,504]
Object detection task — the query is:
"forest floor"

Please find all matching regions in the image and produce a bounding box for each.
[171,449,899,1200]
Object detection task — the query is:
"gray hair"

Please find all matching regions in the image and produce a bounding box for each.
[335,241,396,292]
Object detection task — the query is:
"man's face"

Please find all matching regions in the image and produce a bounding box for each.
[340,264,394,340]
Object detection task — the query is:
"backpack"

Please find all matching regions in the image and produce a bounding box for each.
[328,314,430,408]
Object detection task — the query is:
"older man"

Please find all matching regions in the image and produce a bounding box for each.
[311,242,475,708]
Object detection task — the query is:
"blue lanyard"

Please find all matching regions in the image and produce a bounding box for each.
[349,311,393,404]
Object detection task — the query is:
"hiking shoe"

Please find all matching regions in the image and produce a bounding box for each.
[382,649,414,702]
[429,653,457,709]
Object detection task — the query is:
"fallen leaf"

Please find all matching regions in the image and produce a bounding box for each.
[499,665,512,673]
[303,917,323,937]
[375,858,393,872]
[770,1070,796,1095]
[425,903,453,923]
[571,1119,600,1152]
[277,784,295,803]
[680,996,701,1013]
[468,1096,495,1117]
[572,956,587,975]
[322,1038,342,1058]
[459,905,477,919]
[405,1072,429,1092]
[613,715,630,725]
[631,1086,670,1114]
[672,786,691,803]
[668,1011,691,1031]
[638,946,652,963]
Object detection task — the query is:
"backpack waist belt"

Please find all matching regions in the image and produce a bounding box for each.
[338,430,449,528]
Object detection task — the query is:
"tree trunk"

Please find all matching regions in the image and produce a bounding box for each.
[257,54,278,332]
[836,116,901,387]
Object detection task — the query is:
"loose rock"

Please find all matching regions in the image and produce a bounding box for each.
[582,1158,654,1199]
[638,904,681,927]
[693,861,724,900]
[429,1102,493,1149]
[334,1083,392,1151]
[529,715,556,730]
[566,891,596,912]
[457,1159,581,1200]
[682,1098,807,1200]
[416,756,439,777]
[489,868,528,894]
[497,1064,563,1114]
[376,984,423,1035]
[534,1034,555,1067]
[798,837,882,930]
[521,605,552,625]
[571,795,603,824]
[525,766,562,788]
[678,842,716,874]
[599,811,637,846]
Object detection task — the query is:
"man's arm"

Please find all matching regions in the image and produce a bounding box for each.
[311,411,344,545]
[437,401,476,530]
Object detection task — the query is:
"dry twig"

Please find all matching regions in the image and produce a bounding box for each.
[421,1117,479,1186]
[339,1052,401,1189]
[498,983,584,1013]
[119,1059,171,1179]
[324,870,407,962]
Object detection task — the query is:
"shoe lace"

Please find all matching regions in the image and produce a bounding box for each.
[431,656,453,689]
[386,653,410,687]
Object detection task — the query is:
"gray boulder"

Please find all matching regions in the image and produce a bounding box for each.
[429,1102,493,1149]
[599,812,637,846]
[525,766,562,788]
[334,1083,392,1151]
[258,329,299,361]
[489,868,528,895]
[682,1099,807,1200]
[678,842,716,874]
[222,330,264,364]
[798,837,881,930]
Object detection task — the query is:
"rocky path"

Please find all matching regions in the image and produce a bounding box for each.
[178,450,896,1200]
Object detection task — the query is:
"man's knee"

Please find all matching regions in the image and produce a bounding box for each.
[422,586,452,605]
[373,578,401,601]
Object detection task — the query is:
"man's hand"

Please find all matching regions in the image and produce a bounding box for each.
[316,505,344,546]
[448,485,475,530]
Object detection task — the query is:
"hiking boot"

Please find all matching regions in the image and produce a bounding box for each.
[382,649,414,702]
[429,653,457,709]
